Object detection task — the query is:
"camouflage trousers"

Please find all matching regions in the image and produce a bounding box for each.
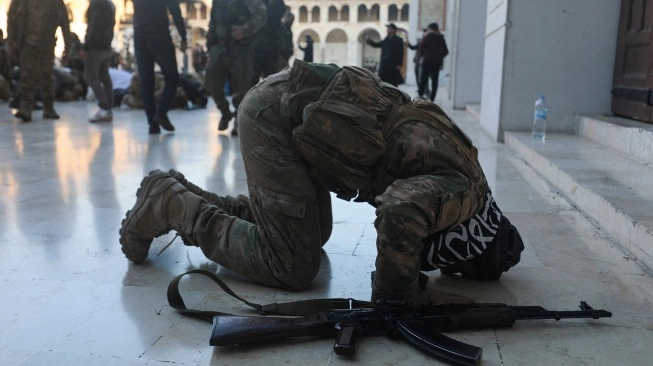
[18,44,56,114]
[191,76,333,290]
[205,42,254,118]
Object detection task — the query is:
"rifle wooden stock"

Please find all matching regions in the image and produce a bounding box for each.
[210,314,336,346]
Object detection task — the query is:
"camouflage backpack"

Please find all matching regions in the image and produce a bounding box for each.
[292,65,473,201]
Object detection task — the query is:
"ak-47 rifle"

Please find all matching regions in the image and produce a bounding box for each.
[167,270,612,366]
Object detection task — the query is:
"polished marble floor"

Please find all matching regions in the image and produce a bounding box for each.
[0,92,651,366]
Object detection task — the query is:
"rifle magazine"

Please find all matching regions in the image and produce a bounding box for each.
[396,320,481,366]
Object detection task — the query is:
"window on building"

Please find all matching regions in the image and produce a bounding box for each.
[388,5,398,21]
[122,0,134,23]
[358,5,368,22]
[370,4,380,22]
[299,6,308,23]
[328,6,338,22]
[187,3,197,20]
[200,4,207,20]
[400,4,409,21]
[341,5,350,22]
[311,6,320,23]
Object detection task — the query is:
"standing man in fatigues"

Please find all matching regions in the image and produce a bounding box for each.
[250,0,286,85]
[204,0,266,136]
[119,61,525,306]
[7,0,71,122]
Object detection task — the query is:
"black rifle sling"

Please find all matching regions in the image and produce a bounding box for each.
[167,269,375,323]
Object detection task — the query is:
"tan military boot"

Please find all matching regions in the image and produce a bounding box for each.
[168,169,221,204]
[119,169,206,263]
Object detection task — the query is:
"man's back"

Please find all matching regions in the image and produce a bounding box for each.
[9,0,68,49]
[133,0,185,38]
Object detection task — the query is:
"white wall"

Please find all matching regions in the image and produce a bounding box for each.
[479,0,509,141]
[480,0,621,140]
[407,0,421,85]
[447,0,487,109]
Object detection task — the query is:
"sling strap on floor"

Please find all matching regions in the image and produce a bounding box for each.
[167,269,375,323]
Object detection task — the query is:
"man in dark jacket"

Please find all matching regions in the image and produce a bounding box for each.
[298,34,313,62]
[83,0,116,122]
[366,23,404,87]
[418,22,449,102]
[132,0,187,134]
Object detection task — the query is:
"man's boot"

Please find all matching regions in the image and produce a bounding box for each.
[43,109,60,119]
[230,116,238,136]
[218,109,233,131]
[168,169,256,223]
[119,169,207,263]
[14,100,32,122]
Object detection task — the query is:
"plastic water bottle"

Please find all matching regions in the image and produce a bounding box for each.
[532,95,547,141]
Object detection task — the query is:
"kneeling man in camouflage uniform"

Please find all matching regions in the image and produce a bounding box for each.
[119,61,524,305]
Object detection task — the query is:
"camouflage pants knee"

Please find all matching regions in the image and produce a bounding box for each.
[192,76,333,290]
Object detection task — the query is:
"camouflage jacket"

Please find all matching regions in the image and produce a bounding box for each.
[7,0,70,50]
[207,0,267,47]
[284,61,484,205]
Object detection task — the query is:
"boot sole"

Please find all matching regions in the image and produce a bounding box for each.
[119,169,168,263]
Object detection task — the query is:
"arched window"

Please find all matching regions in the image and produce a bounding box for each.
[326,29,348,43]
[341,5,350,22]
[370,4,380,22]
[122,0,134,23]
[311,6,320,23]
[400,4,410,21]
[327,5,338,22]
[186,3,197,20]
[200,4,207,20]
[357,5,368,22]
[388,5,398,21]
[328,6,337,22]
[299,6,308,23]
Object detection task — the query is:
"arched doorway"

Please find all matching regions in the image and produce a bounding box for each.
[359,29,381,73]
[325,29,348,66]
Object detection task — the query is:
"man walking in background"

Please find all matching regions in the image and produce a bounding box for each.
[83,0,116,123]
[7,0,71,122]
[365,23,404,87]
[418,22,448,102]
[132,0,187,134]
[204,0,266,136]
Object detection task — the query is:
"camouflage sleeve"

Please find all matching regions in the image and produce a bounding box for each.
[242,0,267,37]
[6,0,26,45]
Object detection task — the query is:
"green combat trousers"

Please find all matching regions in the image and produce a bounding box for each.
[191,73,333,290]
[18,45,56,115]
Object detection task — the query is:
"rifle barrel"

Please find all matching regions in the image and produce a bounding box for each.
[511,302,612,321]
